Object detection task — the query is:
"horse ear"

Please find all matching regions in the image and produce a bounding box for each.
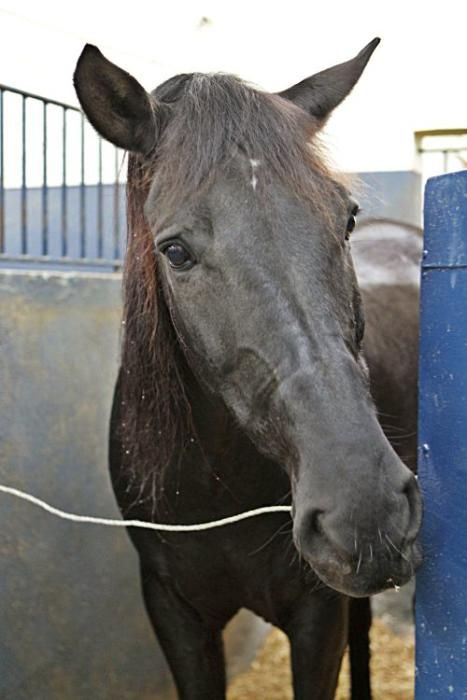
[73,44,162,154]
[278,38,380,122]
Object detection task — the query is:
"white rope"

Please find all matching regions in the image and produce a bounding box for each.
[0,484,291,532]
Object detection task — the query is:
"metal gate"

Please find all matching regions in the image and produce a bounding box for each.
[0,84,125,270]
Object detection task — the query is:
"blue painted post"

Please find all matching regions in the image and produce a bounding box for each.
[416,170,467,697]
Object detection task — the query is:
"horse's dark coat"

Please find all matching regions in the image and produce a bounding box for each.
[74,40,422,700]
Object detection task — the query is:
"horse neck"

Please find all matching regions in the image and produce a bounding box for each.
[183,364,243,461]
[178,364,290,509]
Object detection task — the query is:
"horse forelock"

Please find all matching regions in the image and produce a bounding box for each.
[150,72,347,220]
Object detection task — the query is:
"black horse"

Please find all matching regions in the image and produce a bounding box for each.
[74,39,422,699]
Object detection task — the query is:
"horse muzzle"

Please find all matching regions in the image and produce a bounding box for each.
[292,473,423,597]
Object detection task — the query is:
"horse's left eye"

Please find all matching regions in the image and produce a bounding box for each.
[162,242,195,270]
[345,206,360,240]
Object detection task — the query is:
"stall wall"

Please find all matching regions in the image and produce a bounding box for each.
[0,270,266,699]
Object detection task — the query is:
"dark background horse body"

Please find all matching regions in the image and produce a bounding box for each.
[354,219,421,473]
[74,40,422,700]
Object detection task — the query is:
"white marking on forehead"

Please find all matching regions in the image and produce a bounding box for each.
[249,158,260,191]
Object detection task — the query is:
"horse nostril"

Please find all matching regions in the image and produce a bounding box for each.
[295,508,327,550]
[402,474,423,543]
[309,509,325,538]
[296,508,354,578]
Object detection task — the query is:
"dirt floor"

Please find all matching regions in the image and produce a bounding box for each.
[228,618,414,700]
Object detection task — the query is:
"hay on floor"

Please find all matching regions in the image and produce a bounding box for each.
[228,618,414,700]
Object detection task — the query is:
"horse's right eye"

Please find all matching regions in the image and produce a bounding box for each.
[345,205,360,240]
[346,215,357,237]
[161,241,195,270]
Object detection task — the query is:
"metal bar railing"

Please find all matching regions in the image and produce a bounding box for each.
[21,95,27,254]
[42,101,48,255]
[97,137,103,258]
[415,129,467,177]
[61,107,68,257]
[113,148,120,260]
[418,147,467,154]
[0,84,78,112]
[80,113,86,259]
[0,88,4,253]
[0,83,125,269]
[0,253,122,269]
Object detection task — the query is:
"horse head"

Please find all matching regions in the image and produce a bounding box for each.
[74,39,422,597]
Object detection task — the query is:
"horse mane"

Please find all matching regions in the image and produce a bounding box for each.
[119,72,347,505]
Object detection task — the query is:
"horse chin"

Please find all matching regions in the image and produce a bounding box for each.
[305,542,423,598]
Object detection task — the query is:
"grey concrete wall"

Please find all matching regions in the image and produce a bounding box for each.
[0,270,267,699]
